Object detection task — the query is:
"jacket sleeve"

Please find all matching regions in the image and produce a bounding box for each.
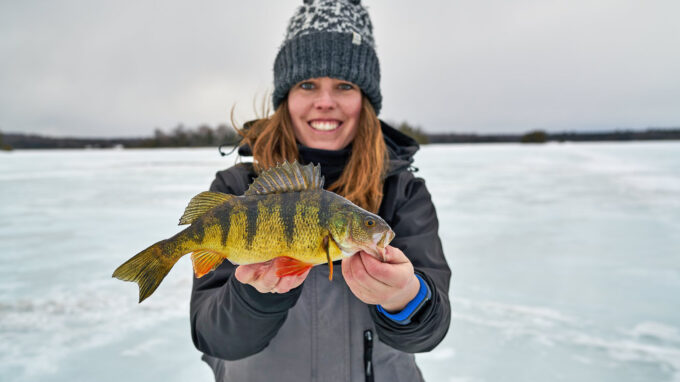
[369,172,452,353]
[190,168,304,360]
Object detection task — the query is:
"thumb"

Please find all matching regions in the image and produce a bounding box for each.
[234,262,270,284]
[234,265,254,284]
[382,245,408,264]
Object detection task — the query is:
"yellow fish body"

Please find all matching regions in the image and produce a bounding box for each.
[113,161,395,302]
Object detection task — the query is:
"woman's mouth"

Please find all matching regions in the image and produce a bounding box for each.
[309,120,342,131]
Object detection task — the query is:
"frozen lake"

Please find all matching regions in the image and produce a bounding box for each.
[1,143,679,381]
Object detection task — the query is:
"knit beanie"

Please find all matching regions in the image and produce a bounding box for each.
[273,0,382,114]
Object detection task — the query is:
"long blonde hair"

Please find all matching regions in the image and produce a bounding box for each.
[236,97,387,213]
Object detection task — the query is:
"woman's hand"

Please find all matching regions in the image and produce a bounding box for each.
[234,259,311,294]
[342,245,420,312]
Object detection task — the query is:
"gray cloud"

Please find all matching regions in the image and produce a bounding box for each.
[1,0,679,137]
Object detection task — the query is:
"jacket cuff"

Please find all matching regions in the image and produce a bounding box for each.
[377,274,431,325]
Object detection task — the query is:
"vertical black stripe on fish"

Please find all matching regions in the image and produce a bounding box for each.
[244,199,259,249]
[216,205,232,247]
[280,192,298,245]
[188,218,206,244]
[318,190,329,230]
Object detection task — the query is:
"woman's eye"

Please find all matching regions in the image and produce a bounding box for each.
[338,83,354,90]
[300,82,315,90]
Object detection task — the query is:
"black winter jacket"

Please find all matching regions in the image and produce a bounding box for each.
[190,121,451,381]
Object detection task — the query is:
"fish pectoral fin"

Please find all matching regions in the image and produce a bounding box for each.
[327,236,343,260]
[191,250,226,278]
[323,236,334,281]
[273,257,314,278]
[179,191,234,225]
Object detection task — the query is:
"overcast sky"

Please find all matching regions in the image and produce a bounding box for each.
[1,0,679,137]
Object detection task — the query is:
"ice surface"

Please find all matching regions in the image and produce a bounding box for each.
[1,143,679,381]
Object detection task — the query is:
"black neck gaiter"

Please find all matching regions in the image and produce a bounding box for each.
[297,144,352,188]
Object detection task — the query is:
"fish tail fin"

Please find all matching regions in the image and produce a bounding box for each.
[112,241,178,303]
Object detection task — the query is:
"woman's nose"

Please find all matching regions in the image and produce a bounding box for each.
[313,90,336,109]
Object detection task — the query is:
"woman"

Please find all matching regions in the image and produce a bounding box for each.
[190,1,451,381]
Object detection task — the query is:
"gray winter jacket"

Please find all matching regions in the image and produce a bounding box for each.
[190,122,451,381]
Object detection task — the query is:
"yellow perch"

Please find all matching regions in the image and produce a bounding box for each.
[112,161,395,302]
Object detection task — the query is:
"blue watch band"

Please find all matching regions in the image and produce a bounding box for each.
[377,274,432,325]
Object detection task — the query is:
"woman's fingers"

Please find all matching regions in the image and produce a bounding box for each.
[234,262,263,285]
[341,246,420,310]
[342,254,391,304]
[235,260,310,294]
[273,268,311,293]
[356,247,414,288]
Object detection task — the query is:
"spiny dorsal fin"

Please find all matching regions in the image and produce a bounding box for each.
[244,161,324,196]
[179,191,234,225]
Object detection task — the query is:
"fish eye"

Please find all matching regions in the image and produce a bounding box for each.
[365,219,375,227]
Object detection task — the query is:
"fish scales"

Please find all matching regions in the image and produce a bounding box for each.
[279,192,299,245]
[250,195,287,256]
[318,190,331,230]
[292,190,328,263]
[244,198,259,248]
[213,194,282,264]
[222,202,246,257]
[216,202,232,247]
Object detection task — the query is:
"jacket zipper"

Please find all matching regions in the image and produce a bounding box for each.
[364,329,374,382]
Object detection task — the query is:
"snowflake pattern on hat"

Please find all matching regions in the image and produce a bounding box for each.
[285,0,374,48]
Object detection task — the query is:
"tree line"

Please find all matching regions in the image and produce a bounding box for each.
[145,124,239,148]
[2,123,680,150]
[0,124,241,150]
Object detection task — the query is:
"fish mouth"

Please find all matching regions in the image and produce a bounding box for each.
[377,230,395,248]
[368,230,395,261]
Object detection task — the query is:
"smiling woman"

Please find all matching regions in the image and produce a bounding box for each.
[288,77,362,151]
[189,1,451,381]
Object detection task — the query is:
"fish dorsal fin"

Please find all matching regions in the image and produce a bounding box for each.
[244,161,324,196]
[179,191,234,225]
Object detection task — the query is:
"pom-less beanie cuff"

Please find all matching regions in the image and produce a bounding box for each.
[273,31,382,114]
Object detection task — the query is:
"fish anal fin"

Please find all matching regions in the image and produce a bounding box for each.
[273,256,314,278]
[191,250,226,278]
[179,191,234,225]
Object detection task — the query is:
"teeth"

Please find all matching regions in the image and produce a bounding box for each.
[310,121,340,131]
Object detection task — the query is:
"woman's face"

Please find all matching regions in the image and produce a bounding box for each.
[287,77,362,151]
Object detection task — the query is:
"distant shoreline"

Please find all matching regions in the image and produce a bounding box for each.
[2,128,680,150]
[428,128,680,144]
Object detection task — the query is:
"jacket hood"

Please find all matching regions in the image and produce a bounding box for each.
[380,120,419,175]
[236,119,419,176]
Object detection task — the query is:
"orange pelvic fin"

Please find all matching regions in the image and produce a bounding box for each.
[273,257,313,278]
[323,235,333,281]
[191,250,226,278]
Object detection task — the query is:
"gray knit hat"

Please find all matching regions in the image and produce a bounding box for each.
[273,0,382,114]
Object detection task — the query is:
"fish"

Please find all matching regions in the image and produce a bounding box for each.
[112,161,395,303]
